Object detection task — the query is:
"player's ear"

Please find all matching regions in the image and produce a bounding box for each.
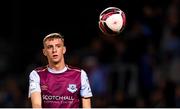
[63,46,66,54]
[43,49,47,56]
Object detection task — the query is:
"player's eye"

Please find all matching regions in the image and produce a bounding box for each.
[47,45,53,49]
[56,44,62,48]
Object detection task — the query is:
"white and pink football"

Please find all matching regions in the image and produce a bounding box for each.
[99,7,126,36]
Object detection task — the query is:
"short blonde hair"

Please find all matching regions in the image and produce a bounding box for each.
[43,33,64,47]
[43,33,64,42]
[43,33,64,46]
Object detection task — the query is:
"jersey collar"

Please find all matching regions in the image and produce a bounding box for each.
[47,66,67,74]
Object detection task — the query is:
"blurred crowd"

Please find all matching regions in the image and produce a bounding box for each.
[0,0,179,107]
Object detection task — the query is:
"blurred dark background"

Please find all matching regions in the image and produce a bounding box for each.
[0,0,179,107]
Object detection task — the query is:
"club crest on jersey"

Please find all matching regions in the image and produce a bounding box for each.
[67,84,77,93]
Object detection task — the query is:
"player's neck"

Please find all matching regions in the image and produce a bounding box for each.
[48,61,66,71]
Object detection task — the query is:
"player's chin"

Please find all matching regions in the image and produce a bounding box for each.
[51,59,60,63]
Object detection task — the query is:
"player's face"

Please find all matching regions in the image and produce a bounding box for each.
[43,38,66,64]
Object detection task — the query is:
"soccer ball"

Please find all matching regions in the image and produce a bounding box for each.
[99,7,126,36]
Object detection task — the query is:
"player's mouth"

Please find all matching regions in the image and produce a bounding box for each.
[52,55,58,58]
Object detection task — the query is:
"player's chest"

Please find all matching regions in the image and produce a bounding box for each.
[40,74,81,95]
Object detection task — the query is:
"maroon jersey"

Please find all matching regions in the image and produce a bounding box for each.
[35,66,81,108]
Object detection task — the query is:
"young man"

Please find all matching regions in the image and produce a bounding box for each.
[28,33,93,108]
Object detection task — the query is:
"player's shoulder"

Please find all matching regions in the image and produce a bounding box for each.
[66,65,82,73]
[34,66,47,72]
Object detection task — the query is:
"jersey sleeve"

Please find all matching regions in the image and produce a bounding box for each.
[80,70,93,98]
[28,70,41,98]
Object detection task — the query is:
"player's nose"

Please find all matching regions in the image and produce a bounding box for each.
[52,47,57,53]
